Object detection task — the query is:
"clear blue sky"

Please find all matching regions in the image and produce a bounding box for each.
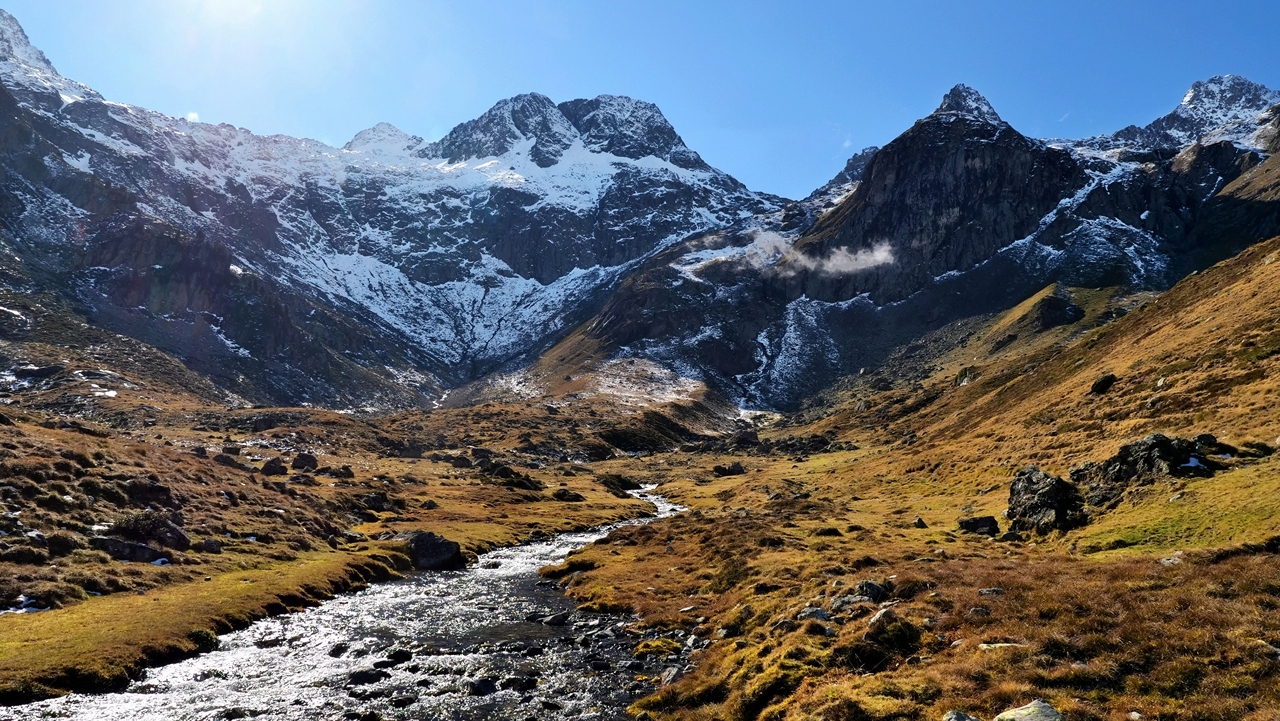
[4,0,1278,199]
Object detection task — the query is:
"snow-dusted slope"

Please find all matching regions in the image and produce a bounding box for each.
[582,80,1280,409]
[0,10,777,406]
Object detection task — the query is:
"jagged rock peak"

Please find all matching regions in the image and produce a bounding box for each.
[344,122,426,154]
[428,92,577,168]
[557,94,707,169]
[933,84,1003,124]
[0,10,58,77]
[424,91,711,169]
[1177,74,1279,124]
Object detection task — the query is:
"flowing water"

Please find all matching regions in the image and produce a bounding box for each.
[8,489,683,721]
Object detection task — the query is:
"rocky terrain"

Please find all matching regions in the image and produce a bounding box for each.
[0,7,1279,721]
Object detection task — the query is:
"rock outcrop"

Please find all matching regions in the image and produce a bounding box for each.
[1006,467,1086,535]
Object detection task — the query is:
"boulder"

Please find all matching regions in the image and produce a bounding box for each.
[944,712,983,721]
[1070,433,1225,509]
[552,488,585,502]
[346,667,390,686]
[1007,466,1085,534]
[90,536,167,563]
[213,454,256,473]
[958,516,1000,535]
[993,700,1065,721]
[260,457,288,476]
[797,607,831,622]
[1090,373,1118,394]
[852,579,887,603]
[290,452,319,471]
[395,531,466,571]
[713,461,747,477]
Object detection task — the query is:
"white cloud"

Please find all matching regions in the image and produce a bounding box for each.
[741,230,895,276]
[842,137,852,148]
[186,112,200,122]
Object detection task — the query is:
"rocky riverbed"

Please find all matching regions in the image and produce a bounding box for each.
[6,489,683,721]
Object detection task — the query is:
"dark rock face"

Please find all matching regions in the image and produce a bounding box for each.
[395,531,466,571]
[1070,434,1226,509]
[781,92,1087,304]
[580,80,1279,410]
[1006,467,1086,535]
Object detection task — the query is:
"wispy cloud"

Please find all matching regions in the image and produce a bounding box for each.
[1058,112,1069,122]
[737,230,895,276]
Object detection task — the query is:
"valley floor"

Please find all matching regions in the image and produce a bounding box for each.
[2,237,1280,720]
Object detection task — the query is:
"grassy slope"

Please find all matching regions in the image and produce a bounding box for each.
[549,236,1280,721]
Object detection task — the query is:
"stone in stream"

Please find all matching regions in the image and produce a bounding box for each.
[500,676,538,692]
[346,667,390,686]
[394,531,466,570]
[465,678,499,696]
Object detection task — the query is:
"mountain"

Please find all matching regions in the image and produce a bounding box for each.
[1111,74,1280,151]
[0,10,776,409]
[563,81,1280,408]
[0,7,1277,415]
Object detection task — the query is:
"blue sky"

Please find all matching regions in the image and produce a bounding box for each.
[4,0,1278,199]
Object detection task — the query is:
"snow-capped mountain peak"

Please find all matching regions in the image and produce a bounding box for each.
[1118,74,1280,150]
[429,92,579,167]
[1177,74,1279,124]
[0,9,96,101]
[557,94,709,170]
[343,122,426,155]
[933,84,1004,125]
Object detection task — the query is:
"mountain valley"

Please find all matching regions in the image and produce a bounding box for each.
[0,8,1278,720]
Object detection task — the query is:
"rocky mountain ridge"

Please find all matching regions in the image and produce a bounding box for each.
[0,9,1276,413]
[0,10,777,409]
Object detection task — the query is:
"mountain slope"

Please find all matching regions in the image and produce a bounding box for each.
[561,81,1280,409]
[0,10,778,408]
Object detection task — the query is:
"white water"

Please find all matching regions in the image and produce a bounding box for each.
[8,489,683,721]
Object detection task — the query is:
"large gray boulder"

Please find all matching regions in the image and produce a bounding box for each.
[395,531,466,571]
[993,700,1065,721]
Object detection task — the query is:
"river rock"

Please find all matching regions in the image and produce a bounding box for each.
[993,700,1065,720]
[394,531,466,570]
[346,667,390,686]
[466,678,498,696]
